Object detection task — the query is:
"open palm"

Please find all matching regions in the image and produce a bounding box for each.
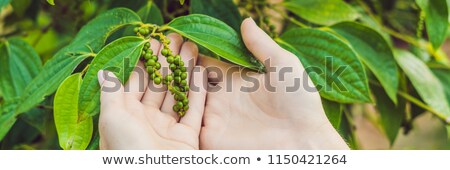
[97,34,207,150]
[199,18,348,150]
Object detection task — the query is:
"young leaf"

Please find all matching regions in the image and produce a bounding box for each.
[166,14,264,71]
[394,50,450,118]
[16,8,141,114]
[278,28,371,103]
[331,22,399,104]
[321,98,342,129]
[190,0,242,31]
[54,73,93,150]
[46,0,54,5]
[416,0,449,49]
[284,0,359,25]
[0,38,42,101]
[180,0,185,5]
[372,85,405,145]
[78,37,145,118]
[137,1,163,25]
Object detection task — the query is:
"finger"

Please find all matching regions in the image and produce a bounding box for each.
[241,17,294,67]
[98,70,125,113]
[141,39,163,107]
[124,61,148,101]
[161,41,198,118]
[180,66,207,134]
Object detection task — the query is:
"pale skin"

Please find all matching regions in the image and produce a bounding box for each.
[97,18,348,150]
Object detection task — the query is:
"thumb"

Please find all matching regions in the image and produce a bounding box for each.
[241,17,289,66]
[97,70,125,109]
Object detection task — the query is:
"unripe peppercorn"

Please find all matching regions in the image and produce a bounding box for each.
[180,80,187,86]
[147,66,154,74]
[154,77,161,85]
[173,105,180,112]
[174,76,181,83]
[167,56,174,63]
[146,59,156,66]
[174,69,181,76]
[144,53,152,60]
[155,62,161,70]
[161,49,169,56]
[139,28,146,35]
[177,101,183,108]
[182,98,189,105]
[165,75,173,82]
[169,63,177,71]
[181,72,188,80]
[180,67,187,72]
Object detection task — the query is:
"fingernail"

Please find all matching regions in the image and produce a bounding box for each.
[97,70,105,85]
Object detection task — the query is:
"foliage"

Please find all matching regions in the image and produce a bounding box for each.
[0,0,449,150]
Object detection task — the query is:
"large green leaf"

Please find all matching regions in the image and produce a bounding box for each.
[78,37,145,118]
[372,85,405,144]
[284,0,359,25]
[394,50,450,118]
[137,1,163,25]
[166,14,264,71]
[16,8,141,114]
[190,0,242,31]
[0,111,16,141]
[0,38,42,101]
[68,8,141,53]
[321,98,342,129]
[54,73,93,150]
[416,0,449,49]
[278,28,371,103]
[432,68,450,107]
[331,22,399,104]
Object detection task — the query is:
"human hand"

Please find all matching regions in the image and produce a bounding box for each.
[199,18,348,149]
[97,34,207,150]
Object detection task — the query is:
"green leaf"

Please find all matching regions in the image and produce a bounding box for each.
[78,37,145,118]
[331,22,399,104]
[0,38,42,101]
[190,0,242,31]
[372,85,405,144]
[448,0,450,22]
[284,0,359,25]
[432,68,450,107]
[16,8,141,114]
[54,73,93,150]
[278,28,371,103]
[180,0,185,5]
[46,0,54,5]
[137,1,163,25]
[11,0,32,17]
[68,8,141,53]
[0,111,16,141]
[394,50,450,118]
[166,14,264,71]
[416,0,449,49]
[321,98,342,129]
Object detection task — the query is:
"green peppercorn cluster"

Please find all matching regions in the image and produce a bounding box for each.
[160,45,190,117]
[134,25,189,117]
